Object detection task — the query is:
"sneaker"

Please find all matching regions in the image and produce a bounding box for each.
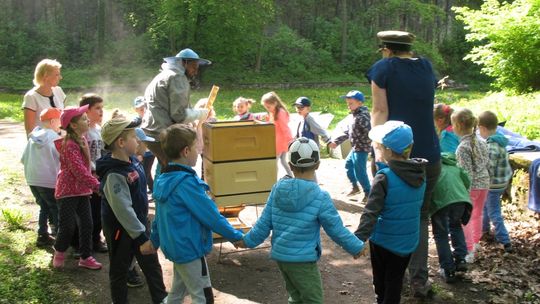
[347,185,360,196]
[36,234,55,247]
[504,243,514,253]
[411,282,433,299]
[440,268,457,283]
[361,195,369,203]
[78,256,102,270]
[455,258,468,272]
[93,241,108,253]
[127,268,144,288]
[465,251,475,263]
[53,250,65,268]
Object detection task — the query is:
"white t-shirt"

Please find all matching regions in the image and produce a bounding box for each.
[22,86,66,128]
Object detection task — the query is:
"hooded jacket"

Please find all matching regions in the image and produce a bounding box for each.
[54,136,100,199]
[141,61,206,138]
[355,159,426,256]
[331,106,371,152]
[486,134,513,189]
[96,154,150,246]
[21,127,61,188]
[150,163,243,264]
[430,153,473,223]
[243,178,364,262]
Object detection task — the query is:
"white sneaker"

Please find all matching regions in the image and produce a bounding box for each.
[465,251,475,263]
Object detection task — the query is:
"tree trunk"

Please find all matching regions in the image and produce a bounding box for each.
[96,0,106,62]
[340,0,347,65]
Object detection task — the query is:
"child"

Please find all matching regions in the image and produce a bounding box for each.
[239,137,364,304]
[21,108,62,247]
[96,117,167,304]
[328,90,372,199]
[261,91,294,177]
[434,103,459,153]
[133,96,155,192]
[143,124,244,303]
[478,111,514,253]
[293,97,330,145]
[451,108,490,262]
[52,105,102,270]
[79,93,108,253]
[232,97,255,121]
[354,120,426,304]
[430,152,473,283]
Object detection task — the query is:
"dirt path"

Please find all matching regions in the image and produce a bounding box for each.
[1,120,499,304]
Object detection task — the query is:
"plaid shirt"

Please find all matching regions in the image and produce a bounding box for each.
[332,106,371,152]
[486,135,513,189]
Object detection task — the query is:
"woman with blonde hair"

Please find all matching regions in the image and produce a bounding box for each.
[22,59,66,135]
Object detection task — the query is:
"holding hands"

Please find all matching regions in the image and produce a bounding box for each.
[140,240,156,255]
[353,244,369,259]
[233,239,246,249]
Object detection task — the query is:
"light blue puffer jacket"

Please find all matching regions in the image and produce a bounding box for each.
[243,178,364,262]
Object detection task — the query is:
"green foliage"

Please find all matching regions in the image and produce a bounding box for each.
[454,0,540,92]
[451,91,540,140]
[0,94,24,121]
[1,209,27,231]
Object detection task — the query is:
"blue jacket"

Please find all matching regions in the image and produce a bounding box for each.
[150,163,243,264]
[243,178,364,262]
[355,159,426,256]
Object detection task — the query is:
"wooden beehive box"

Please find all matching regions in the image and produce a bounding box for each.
[203,121,276,162]
[203,121,277,207]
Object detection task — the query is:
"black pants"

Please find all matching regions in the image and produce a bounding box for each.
[54,196,93,259]
[103,222,167,304]
[90,192,102,245]
[142,153,155,193]
[370,242,411,304]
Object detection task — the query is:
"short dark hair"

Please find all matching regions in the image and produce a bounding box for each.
[79,93,103,108]
[160,124,197,160]
[478,111,499,131]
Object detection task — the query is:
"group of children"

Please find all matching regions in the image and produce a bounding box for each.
[21,83,515,303]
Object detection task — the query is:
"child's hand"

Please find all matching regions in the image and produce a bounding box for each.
[233,240,246,249]
[139,240,156,255]
[353,245,369,259]
[328,142,338,149]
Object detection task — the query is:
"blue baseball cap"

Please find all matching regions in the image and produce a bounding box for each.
[135,128,155,142]
[369,120,413,154]
[294,97,311,107]
[164,48,211,66]
[340,90,365,102]
[133,96,146,108]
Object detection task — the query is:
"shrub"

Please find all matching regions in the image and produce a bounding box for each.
[1,209,28,231]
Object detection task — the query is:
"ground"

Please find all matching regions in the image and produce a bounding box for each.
[1,120,538,304]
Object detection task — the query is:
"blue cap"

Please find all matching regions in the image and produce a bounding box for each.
[340,90,365,102]
[294,97,311,107]
[368,120,413,154]
[135,128,155,142]
[164,48,211,66]
[133,96,146,108]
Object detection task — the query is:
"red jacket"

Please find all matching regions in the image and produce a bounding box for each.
[54,137,100,199]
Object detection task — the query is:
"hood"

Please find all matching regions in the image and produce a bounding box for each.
[160,60,184,74]
[95,153,132,179]
[440,152,457,166]
[272,178,321,212]
[152,167,192,204]
[487,133,509,148]
[29,127,58,147]
[387,158,426,188]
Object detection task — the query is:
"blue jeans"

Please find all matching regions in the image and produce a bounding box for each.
[482,189,511,245]
[431,203,468,271]
[345,150,371,193]
[29,186,58,235]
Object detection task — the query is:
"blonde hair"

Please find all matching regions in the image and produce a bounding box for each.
[452,108,481,164]
[33,59,62,87]
[232,97,254,112]
[261,91,288,119]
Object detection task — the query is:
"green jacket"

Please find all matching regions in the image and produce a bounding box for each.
[430,153,473,221]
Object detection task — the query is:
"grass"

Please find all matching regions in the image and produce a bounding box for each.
[1,86,493,131]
